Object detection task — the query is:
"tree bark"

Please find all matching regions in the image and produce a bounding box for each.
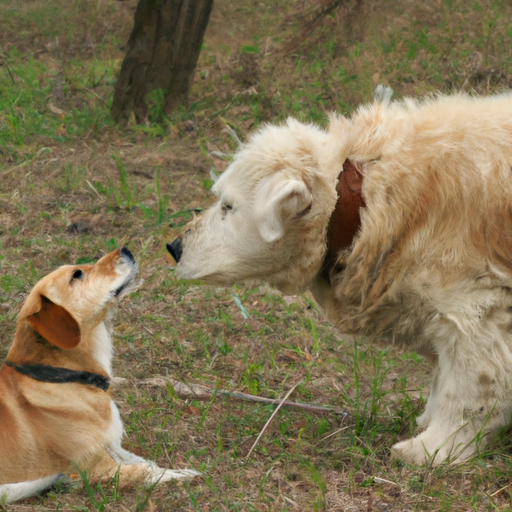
[111,0,213,125]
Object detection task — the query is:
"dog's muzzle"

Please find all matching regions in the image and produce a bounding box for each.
[113,247,139,297]
[120,246,135,264]
[167,237,183,263]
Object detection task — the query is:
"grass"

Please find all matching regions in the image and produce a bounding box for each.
[2,0,512,510]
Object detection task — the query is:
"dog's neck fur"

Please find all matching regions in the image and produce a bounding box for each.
[92,311,114,377]
[6,320,113,379]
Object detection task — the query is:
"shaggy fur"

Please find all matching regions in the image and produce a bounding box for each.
[170,92,512,465]
[0,249,199,503]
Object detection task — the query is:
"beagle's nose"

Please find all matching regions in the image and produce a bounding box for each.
[166,238,183,263]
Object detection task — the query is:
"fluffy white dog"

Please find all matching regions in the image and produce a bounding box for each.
[168,91,512,465]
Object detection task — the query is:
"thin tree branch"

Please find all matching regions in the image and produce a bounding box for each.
[112,376,350,417]
[245,379,303,462]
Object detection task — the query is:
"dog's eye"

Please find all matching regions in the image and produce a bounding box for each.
[222,203,233,212]
[71,269,84,281]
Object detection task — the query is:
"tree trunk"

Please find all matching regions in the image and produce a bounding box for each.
[111,0,213,125]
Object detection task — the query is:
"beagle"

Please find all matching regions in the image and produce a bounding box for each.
[0,248,200,503]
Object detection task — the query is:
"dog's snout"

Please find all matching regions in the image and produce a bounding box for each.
[120,247,135,264]
[167,238,183,263]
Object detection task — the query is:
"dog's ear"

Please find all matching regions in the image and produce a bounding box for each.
[25,295,81,349]
[257,179,312,243]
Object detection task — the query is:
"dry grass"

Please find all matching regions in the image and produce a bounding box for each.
[2,0,512,510]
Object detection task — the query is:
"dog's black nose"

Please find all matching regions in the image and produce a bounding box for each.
[120,247,136,264]
[166,238,182,263]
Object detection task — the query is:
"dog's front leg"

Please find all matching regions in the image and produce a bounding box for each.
[87,451,200,487]
[107,443,201,482]
[98,401,201,485]
[392,315,512,465]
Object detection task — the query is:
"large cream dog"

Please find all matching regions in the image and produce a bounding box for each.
[0,248,199,503]
[168,92,512,465]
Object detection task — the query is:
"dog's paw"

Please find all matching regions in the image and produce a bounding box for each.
[391,425,480,466]
[391,438,467,466]
[149,468,202,485]
[390,438,432,465]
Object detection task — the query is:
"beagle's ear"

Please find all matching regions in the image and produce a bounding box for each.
[25,295,81,349]
[256,178,313,243]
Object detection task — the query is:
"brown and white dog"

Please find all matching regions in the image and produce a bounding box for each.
[0,248,199,503]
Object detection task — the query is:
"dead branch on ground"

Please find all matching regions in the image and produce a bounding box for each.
[113,376,350,417]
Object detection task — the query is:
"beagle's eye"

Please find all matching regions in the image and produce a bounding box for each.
[71,269,84,281]
[222,203,233,212]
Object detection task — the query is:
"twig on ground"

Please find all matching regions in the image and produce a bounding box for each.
[112,376,349,417]
[0,54,15,84]
[222,125,242,146]
[373,477,399,487]
[490,480,512,497]
[316,424,352,445]
[278,0,346,56]
[85,180,104,201]
[1,161,30,177]
[210,150,229,159]
[245,379,303,462]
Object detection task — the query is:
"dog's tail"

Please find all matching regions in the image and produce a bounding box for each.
[0,474,68,504]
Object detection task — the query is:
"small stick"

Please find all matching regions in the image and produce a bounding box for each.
[222,125,242,146]
[112,376,349,417]
[490,481,512,497]
[0,58,15,84]
[373,477,399,487]
[220,389,348,416]
[317,424,352,444]
[245,379,303,462]
[86,180,104,201]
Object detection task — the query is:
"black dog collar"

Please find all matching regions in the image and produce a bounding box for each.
[5,361,110,392]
